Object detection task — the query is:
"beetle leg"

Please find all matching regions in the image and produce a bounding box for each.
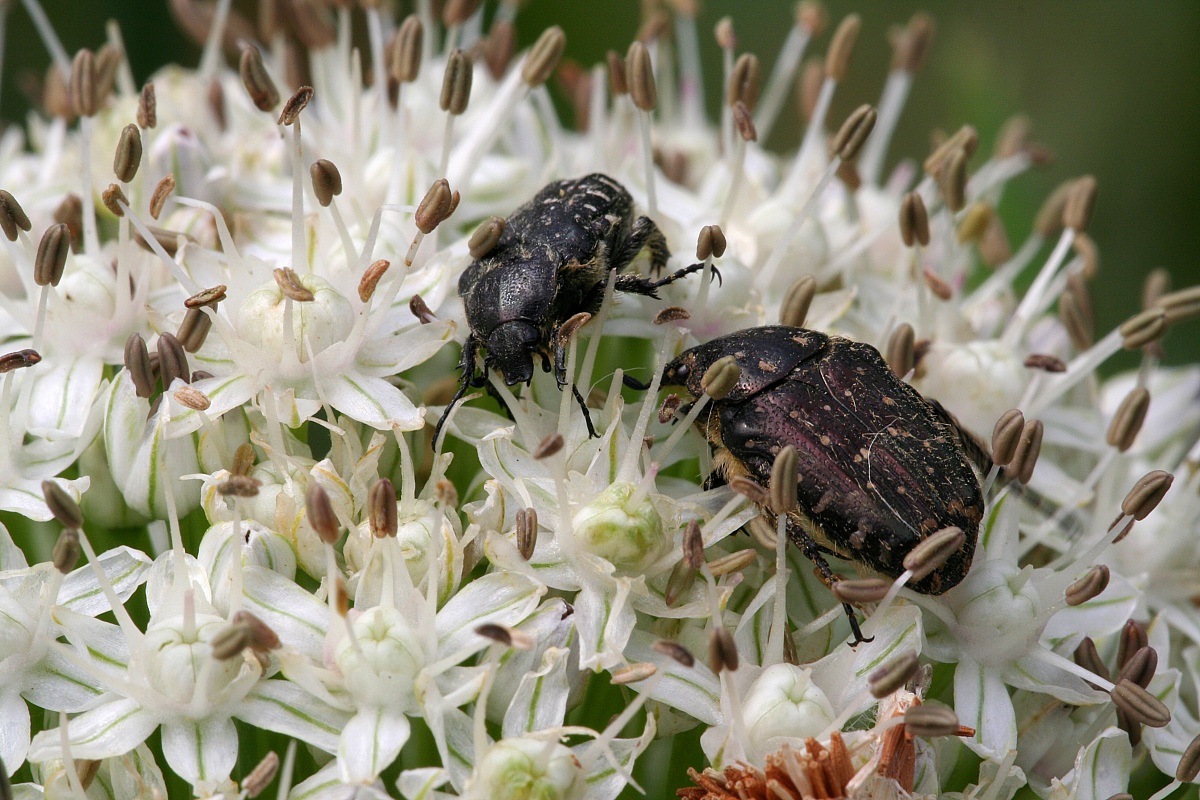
[548,330,599,438]
[434,334,479,448]
[572,384,598,438]
[785,515,875,646]
[610,261,717,299]
[612,215,671,274]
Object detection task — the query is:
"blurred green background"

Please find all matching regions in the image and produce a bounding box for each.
[6,0,1198,368]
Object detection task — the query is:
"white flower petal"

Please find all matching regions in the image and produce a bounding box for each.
[435,571,544,657]
[623,631,721,725]
[27,697,156,762]
[59,545,152,616]
[240,565,329,662]
[0,521,28,571]
[955,656,1017,760]
[1065,726,1132,800]
[160,715,239,789]
[501,647,571,739]
[239,679,351,755]
[0,690,31,772]
[322,372,425,431]
[25,356,104,440]
[337,706,411,783]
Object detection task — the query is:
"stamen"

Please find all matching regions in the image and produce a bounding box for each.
[788,14,860,188]
[239,44,279,113]
[860,12,934,186]
[755,2,823,143]
[438,49,473,177]
[626,41,658,218]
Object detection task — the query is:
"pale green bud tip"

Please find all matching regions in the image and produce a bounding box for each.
[572,482,669,573]
[472,738,581,800]
[743,663,835,749]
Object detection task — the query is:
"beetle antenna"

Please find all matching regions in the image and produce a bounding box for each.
[622,374,653,391]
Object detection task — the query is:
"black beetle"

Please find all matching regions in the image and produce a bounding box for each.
[436,173,710,444]
[653,325,984,644]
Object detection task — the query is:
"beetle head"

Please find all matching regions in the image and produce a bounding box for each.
[486,320,540,385]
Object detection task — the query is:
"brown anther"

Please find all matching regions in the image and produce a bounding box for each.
[177,308,213,353]
[1176,733,1200,783]
[184,286,227,311]
[1119,646,1158,690]
[937,146,968,213]
[190,370,213,383]
[1034,180,1074,238]
[904,703,962,737]
[123,333,154,397]
[727,53,761,111]
[653,306,690,325]
[439,50,473,116]
[797,1,827,34]
[69,49,97,118]
[780,276,817,328]
[217,475,262,498]
[1106,387,1150,453]
[995,115,1031,160]
[391,15,423,83]
[173,385,211,411]
[476,622,534,650]
[533,434,564,460]
[1157,284,1200,325]
[52,528,81,574]
[636,8,671,42]
[923,125,978,177]
[114,125,142,184]
[869,650,920,698]
[831,104,876,163]
[1120,308,1167,351]
[658,393,682,424]
[355,259,390,304]
[1023,353,1066,373]
[1074,637,1109,687]
[274,268,314,302]
[0,190,31,242]
[156,332,189,388]
[682,520,705,569]
[557,312,592,344]
[922,268,952,301]
[234,609,280,653]
[207,77,226,131]
[903,526,965,582]
[700,355,740,400]
[1072,233,1099,280]
[606,50,628,96]
[231,442,255,477]
[516,507,538,560]
[333,576,350,617]
[836,160,862,191]
[34,224,70,287]
[468,216,506,259]
[0,349,40,374]
[732,101,757,143]
[310,159,342,207]
[305,483,340,545]
[211,622,253,661]
[769,446,798,515]
[415,179,455,234]
[241,751,280,799]
[1120,470,1173,521]
[1109,679,1170,728]
[714,17,736,50]
[886,323,915,378]
[1010,419,1044,485]
[729,475,769,505]
[611,662,657,685]
[707,549,757,577]
[441,0,479,27]
[434,479,458,509]
[1064,175,1098,232]
[240,45,279,112]
[278,86,314,126]
[664,559,697,608]
[825,14,861,82]
[979,214,1013,268]
[956,202,993,245]
[149,174,175,220]
[1117,619,1149,670]
[1142,268,1172,311]
[899,192,930,248]
[1059,289,1094,351]
[101,183,128,217]
[137,82,157,129]
[653,639,696,668]
[895,12,935,73]
[708,626,739,673]
[798,57,823,121]
[626,41,656,112]
[42,480,84,530]
[1065,565,1110,607]
[481,19,515,80]
[831,577,891,604]
[696,225,727,261]
[522,26,566,88]
[369,478,397,538]
[401,294,434,325]
[990,409,1025,467]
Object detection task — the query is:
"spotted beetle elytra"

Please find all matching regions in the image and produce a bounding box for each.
[651,325,985,645]
[435,173,712,445]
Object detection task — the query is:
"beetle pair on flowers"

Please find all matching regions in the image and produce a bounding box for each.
[440,173,982,645]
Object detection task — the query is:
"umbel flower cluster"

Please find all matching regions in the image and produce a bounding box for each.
[1,1,1198,799]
